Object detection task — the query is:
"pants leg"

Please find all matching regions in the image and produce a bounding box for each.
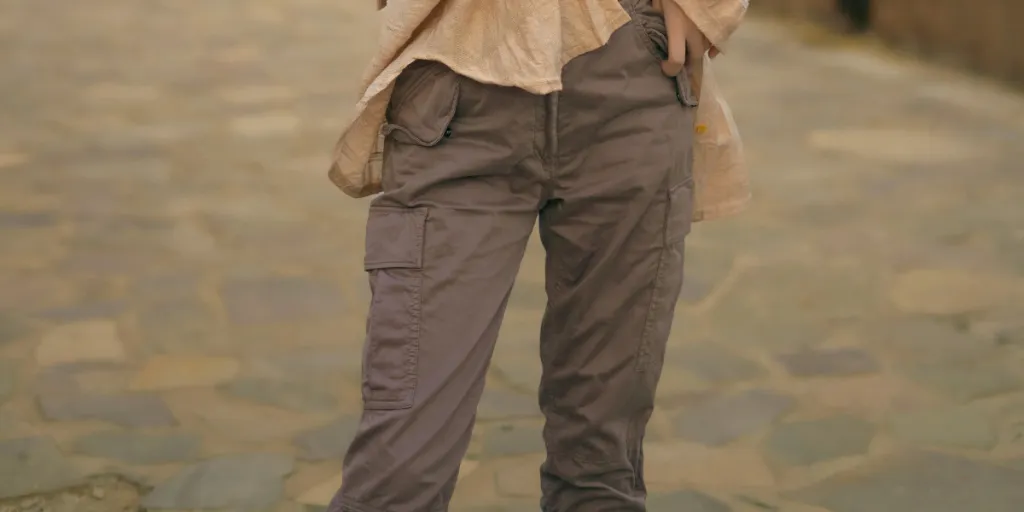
[330,63,545,512]
[537,2,697,510]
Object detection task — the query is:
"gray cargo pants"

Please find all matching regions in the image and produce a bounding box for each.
[331,0,696,510]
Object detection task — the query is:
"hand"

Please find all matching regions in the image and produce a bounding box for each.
[652,0,715,76]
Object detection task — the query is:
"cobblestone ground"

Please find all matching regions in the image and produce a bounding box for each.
[3,0,1024,511]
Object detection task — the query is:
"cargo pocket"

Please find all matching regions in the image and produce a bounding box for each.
[362,206,429,410]
[382,60,460,147]
[666,178,695,245]
[635,179,693,374]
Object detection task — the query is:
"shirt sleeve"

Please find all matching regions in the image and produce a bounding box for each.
[671,0,748,48]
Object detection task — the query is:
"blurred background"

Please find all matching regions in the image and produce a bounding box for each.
[1,0,1023,511]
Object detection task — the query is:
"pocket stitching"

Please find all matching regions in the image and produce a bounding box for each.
[362,207,428,410]
[364,207,427,270]
[666,178,695,245]
[381,82,460,147]
[383,64,460,147]
[363,268,422,409]
[389,62,447,117]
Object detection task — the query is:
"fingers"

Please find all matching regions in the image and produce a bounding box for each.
[660,0,687,76]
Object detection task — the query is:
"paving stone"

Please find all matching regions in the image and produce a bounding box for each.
[506,280,547,310]
[676,245,736,305]
[647,490,731,512]
[494,455,543,499]
[482,423,545,457]
[222,378,338,412]
[0,409,33,438]
[777,348,880,378]
[735,494,808,511]
[673,389,796,446]
[906,363,1021,402]
[0,275,70,315]
[136,297,222,353]
[129,355,240,391]
[643,441,775,489]
[791,451,1024,512]
[219,85,296,104]
[801,372,938,422]
[37,301,126,322]
[491,347,542,393]
[294,417,361,461]
[250,347,361,380]
[0,312,35,345]
[93,123,201,150]
[0,152,29,169]
[763,416,875,466]
[230,113,300,137]
[37,387,177,427]
[35,320,126,367]
[0,437,83,499]
[184,394,315,443]
[702,263,878,350]
[0,211,57,228]
[678,275,717,303]
[66,365,132,394]
[890,406,997,450]
[83,83,161,102]
[168,220,219,259]
[866,317,994,363]
[60,249,171,277]
[0,359,17,404]
[808,128,984,164]
[142,453,294,511]
[132,272,204,301]
[476,388,540,421]
[296,472,343,507]
[71,431,201,465]
[69,158,172,184]
[888,268,1017,315]
[220,276,345,325]
[671,344,767,385]
[170,195,305,222]
[459,459,481,482]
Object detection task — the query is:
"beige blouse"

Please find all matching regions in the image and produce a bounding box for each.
[329,0,750,221]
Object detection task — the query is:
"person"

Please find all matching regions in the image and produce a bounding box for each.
[326,0,748,510]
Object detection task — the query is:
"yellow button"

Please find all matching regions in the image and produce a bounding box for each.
[695,124,708,135]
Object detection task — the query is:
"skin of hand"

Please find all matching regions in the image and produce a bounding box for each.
[652,0,718,77]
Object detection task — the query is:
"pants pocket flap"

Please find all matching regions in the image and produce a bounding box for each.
[364,207,428,270]
[382,62,460,147]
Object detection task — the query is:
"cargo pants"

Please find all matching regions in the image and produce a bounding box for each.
[331,0,696,510]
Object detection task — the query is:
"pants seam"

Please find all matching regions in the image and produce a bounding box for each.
[633,244,669,373]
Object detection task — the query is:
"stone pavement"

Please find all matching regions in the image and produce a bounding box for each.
[2,0,1024,511]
